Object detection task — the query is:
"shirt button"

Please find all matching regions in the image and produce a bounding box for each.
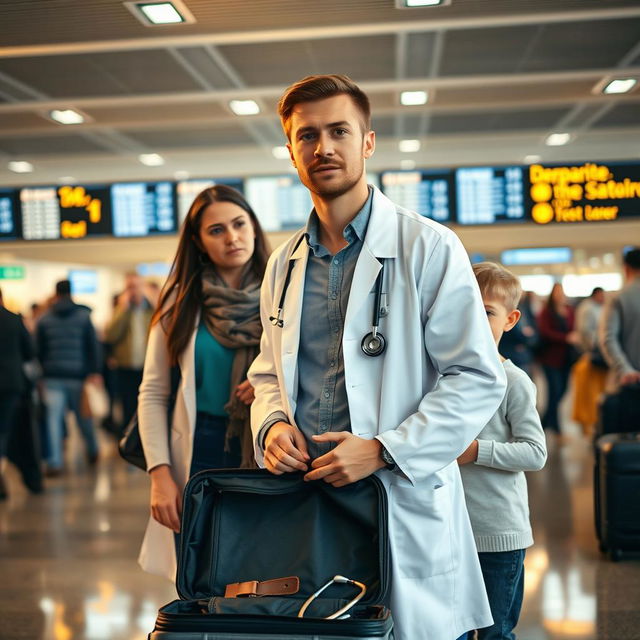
[331,292,337,299]
[334,258,340,265]
[324,391,330,398]
[330,361,335,367]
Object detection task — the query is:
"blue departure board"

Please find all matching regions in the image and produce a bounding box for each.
[111,182,176,237]
[455,166,525,224]
[176,178,244,224]
[380,170,453,222]
[0,189,20,240]
[245,175,312,232]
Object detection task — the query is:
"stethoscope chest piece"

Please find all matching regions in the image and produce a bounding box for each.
[361,330,386,357]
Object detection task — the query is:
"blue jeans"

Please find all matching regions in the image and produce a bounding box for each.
[541,365,570,433]
[477,549,526,640]
[189,412,241,476]
[43,378,98,469]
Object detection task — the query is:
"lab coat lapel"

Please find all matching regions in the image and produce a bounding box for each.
[345,187,398,328]
[280,236,308,403]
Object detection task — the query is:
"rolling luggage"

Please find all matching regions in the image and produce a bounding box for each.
[595,385,640,439]
[594,433,640,560]
[148,469,394,639]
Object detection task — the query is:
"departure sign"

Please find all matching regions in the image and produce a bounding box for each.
[528,162,640,224]
[455,166,525,224]
[111,182,176,237]
[21,184,111,240]
[176,178,244,224]
[381,170,453,222]
[0,189,20,240]
[245,176,312,231]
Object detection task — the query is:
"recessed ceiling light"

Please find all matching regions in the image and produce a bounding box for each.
[400,91,428,106]
[523,155,542,164]
[396,0,451,7]
[229,100,260,116]
[603,78,637,94]
[272,146,290,160]
[50,109,85,125]
[545,133,571,147]
[9,161,34,173]
[138,153,165,166]
[173,170,190,180]
[401,159,417,170]
[399,139,421,153]
[124,1,196,26]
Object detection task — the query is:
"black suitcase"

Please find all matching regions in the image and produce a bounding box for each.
[148,469,394,639]
[595,385,640,439]
[594,433,640,560]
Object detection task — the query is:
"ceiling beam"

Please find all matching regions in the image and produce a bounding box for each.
[2,67,639,115]
[2,7,640,58]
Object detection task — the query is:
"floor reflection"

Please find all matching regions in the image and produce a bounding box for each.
[0,410,639,639]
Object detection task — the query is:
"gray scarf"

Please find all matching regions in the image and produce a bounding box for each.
[200,263,262,468]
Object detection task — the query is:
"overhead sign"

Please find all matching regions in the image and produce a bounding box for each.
[0,265,25,279]
[528,162,640,225]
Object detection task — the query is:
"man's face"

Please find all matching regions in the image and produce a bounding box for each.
[286,94,375,200]
[125,275,144,305]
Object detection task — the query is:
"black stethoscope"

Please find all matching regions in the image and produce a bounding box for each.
[269,235,388,357]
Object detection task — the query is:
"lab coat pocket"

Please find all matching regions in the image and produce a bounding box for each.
[390,481,454,578]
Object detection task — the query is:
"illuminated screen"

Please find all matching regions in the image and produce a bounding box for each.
[380,170,453,222]
[0,189,20,240]
[501,247,572,266]
[176,178,244,224]
[527,161,640,225]
[111,182,176,237]
[245,176,312,232]
[69,269,98,294]
[455,166,525,225]
[20,184,112,240]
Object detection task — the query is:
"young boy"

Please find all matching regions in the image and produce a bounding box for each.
[458,262,548,640]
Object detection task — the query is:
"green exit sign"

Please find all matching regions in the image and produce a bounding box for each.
[0,265,25,279]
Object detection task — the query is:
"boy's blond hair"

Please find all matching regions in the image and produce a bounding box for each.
[472,262,522,312]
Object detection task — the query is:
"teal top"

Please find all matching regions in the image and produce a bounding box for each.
[194,322,235,416]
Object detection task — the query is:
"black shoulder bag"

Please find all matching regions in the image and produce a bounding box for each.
[119,366,181,471]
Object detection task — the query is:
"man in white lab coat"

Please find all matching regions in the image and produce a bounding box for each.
[248,74,506,640]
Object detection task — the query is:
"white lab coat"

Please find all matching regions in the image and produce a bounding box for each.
[248,187,507,640]
[136,318,199,580]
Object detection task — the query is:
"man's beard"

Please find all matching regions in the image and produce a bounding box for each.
[304,165,363,200]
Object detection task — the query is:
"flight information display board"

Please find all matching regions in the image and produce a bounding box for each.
[0,188,20,240]
[380,170,453,222]
[176,178,244,224]
[455,166,525,225]
[245,175,312,232]
[20,184,112,240]
[527,161,640,225]
[111,181,176,237]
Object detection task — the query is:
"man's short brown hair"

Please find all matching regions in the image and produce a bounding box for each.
[472,262,522,312]
[277,74,371,139]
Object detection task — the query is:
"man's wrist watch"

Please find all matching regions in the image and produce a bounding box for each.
[379,444,396,470]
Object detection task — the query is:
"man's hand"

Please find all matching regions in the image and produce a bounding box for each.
[304,432,385,487]
[620,371,640,386]
[149,464,182,533]
[457,439,479,466]
[264,422,310,475]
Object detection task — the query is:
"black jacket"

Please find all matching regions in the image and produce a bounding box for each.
[36,298,101,379]
[0,306,34,393]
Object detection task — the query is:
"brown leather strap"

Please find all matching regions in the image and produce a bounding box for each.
[224,576,300,598]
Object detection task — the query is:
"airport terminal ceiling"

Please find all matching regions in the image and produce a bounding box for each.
[0,0,639,264]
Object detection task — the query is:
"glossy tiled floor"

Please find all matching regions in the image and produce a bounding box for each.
[1,413,639,639]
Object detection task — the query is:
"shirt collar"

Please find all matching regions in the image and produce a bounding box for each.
[304,186,373,256]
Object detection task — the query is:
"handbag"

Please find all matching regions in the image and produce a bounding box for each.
[119,366,180,470]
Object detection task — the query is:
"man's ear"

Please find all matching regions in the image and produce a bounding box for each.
[504,309,521,333]
[363,130,375,159]
[287,143,296,168]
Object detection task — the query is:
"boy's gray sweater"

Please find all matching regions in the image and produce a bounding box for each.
[459,359,547,553]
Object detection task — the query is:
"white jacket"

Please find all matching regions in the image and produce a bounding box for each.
[249,187,507,640]
[137,318,198,580]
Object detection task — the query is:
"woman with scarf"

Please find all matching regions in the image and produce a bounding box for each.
[137,185,270,579]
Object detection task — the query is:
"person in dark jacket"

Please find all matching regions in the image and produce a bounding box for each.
[536,283,579,439]
[36,280,102,475]
[0,289,34,499]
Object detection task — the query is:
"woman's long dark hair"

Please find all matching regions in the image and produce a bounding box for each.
[153,184,270,365]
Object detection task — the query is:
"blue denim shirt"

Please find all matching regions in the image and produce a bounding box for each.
[294,188,373,459]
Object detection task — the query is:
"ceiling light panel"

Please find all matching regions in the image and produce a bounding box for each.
[545,133,571,146]
[603,78,637,94]
[396,0,451,7]
[229,100,260,116]
[138,153,165,166]
[49,109,85,125]
[400,91,428,106]
[399,139,421,152]
[124,1,196,26]
[9,161,34,173]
